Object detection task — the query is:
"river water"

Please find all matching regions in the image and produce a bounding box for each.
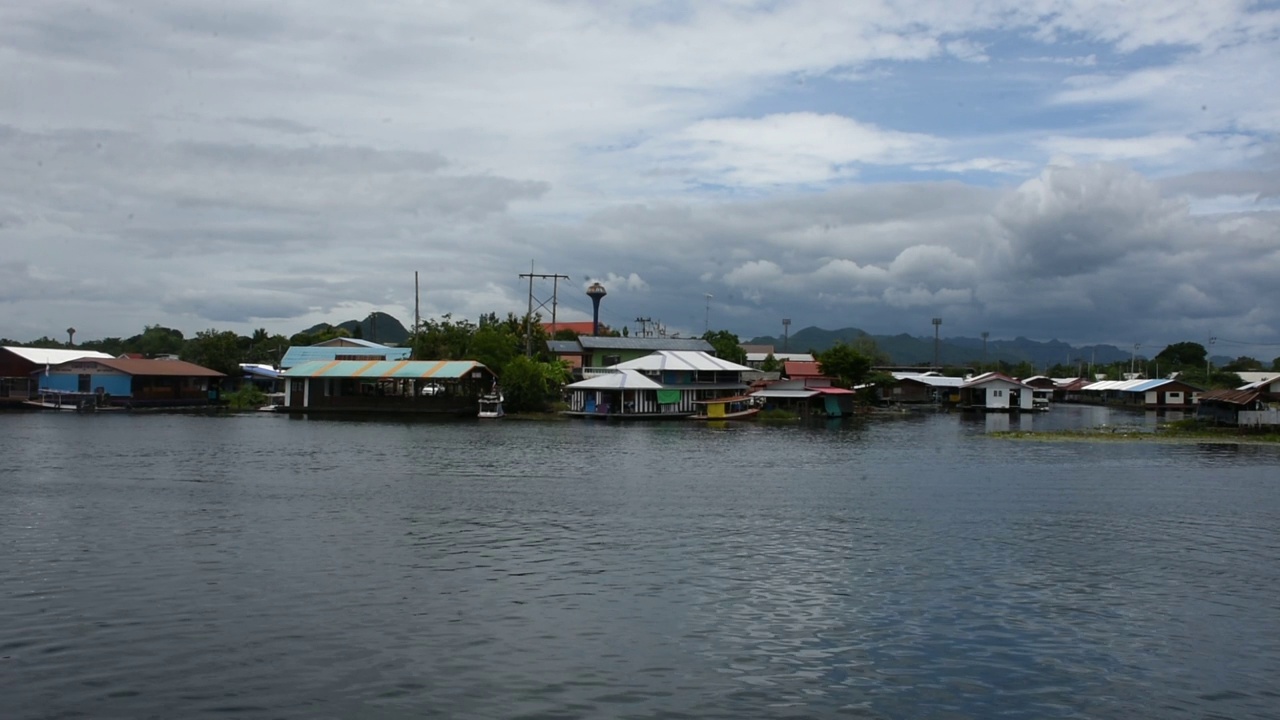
[2,408,1278,719]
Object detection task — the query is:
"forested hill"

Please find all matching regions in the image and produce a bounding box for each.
[303,312,410,345]
[747,326,1134,368]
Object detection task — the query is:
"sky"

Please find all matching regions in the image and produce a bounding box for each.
[2,1,1279,356]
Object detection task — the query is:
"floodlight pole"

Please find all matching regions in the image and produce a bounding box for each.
[932,317,942,368]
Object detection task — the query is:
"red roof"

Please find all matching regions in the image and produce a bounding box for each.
[543,321,607,335]
[784,361,825,377]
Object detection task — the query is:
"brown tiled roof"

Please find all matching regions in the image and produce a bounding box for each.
[785,361,825,377]
[84,358,225,377]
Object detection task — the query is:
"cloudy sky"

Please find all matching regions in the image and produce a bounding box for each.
[3,1,1279,354]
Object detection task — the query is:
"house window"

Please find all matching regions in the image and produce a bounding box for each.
[993,389,1003,397]
[603,355,621,366]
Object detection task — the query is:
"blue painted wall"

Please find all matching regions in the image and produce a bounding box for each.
[39,373,132,396]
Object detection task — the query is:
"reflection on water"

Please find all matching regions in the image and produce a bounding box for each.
[1,411,1278,719]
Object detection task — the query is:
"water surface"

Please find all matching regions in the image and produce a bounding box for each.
[2,410,1278,718]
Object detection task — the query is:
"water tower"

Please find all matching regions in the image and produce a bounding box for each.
[586,282,607,336]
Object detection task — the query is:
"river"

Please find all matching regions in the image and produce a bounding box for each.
[2,408,1278,719]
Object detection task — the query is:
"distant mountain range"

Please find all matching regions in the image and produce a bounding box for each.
[748,326,1137,369]
[303,312,411,345]
[297,315,1192,370]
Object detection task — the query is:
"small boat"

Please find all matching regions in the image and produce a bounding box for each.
[478,391,504,419]
[690,395,760,421]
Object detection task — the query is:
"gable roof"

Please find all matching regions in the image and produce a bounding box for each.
[280,345,411,369]
[543,321,603,335]
[3,347,115,365]
[576,336,714,352]
[961,372,1032,389]
[614,350,753,373]
[283,359,491,379]
[1199,388,1271,405]
[56,358,225,377]
[311,337,394,349]
[566,369,663,390]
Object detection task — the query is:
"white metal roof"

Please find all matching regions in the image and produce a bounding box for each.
[894,373,965,388]
[2,347,114,365]
[566,369,663,390]
[1082,378,1174,392]
[751,389,818,399]
[745,352,815,362]
[614,350,753,373]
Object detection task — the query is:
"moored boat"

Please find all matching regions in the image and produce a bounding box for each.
[690,395,760,421]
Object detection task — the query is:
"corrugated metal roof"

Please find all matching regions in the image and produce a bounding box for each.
[614,351,753,373]
[58,358,225,377]
[3,347,115,365]
[566,370,663,390]
[1199,388,1265,405]
[546,340,582,353]
[577,336,713,352]
[784,361,824,376]
[280,345,411,369]
[745,352,814,362]
[751,389,818,399]
[311,338,396,349]
[283,360,490,379]
[1082,378,1175,392]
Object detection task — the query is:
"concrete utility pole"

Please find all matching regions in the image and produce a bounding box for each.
[1131,343,1141,376]
[1206,336,1217,379]
[932,317,942,368]
[981,330,989,367]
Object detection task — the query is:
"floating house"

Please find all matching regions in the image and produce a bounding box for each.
[1197,387,1280,427]
[1,347,115,405]
[1078,378,1202,409]
[282,359,496,414]
[279,339,410,370]
[958,372,1036,411]
[563,350,751,419]
[881,372,965,405]
[549,337,715,378]
[38,357,225,407]
[751,378,858,417]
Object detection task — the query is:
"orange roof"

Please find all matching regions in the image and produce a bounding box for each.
[543,321,607,335]
[784,361,825,377]
[64,358,225,377]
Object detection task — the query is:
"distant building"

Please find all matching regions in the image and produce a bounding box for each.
[279,340,410,370]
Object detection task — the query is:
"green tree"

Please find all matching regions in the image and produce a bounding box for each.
[182,329,243,376]
[761,352,780,373]
[1222,356,1263,372]
[414,314,476,359]
[126,325,185,357]
[470,323,521,376]
[1153,341,1206,370]
[700,330,747,365]
[1273,356,1280,372]
[499,356,571,412]
[815,342,872,388]
[849,333,892,365]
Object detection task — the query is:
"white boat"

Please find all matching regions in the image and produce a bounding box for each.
[478,391,504,418]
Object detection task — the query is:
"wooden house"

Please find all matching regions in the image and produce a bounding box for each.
[1197,388,1280,427]
[1078,378,1202,409]
[281,359,496,414]
[881,372,964,405]
[38,357,225,407]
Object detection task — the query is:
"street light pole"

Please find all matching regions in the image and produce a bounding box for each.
[782,318,791,353]
[932,317,942,368]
